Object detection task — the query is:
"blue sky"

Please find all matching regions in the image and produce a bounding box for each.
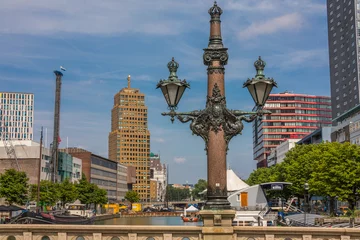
[0,0,330,184]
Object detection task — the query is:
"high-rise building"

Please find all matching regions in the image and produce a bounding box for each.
[0,92,34,140]
[108,75,151,202]
[327,0,360,122]
[253,92,332,168]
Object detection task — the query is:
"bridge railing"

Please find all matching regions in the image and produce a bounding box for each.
[1,224,360,240]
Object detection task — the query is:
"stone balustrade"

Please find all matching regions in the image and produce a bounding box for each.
[0,225,359,240]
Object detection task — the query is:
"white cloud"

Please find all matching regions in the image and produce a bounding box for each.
[174,157,186,164]
[152,138,165,143]
[225,0,325,14]
[270,49,329,69]
[238,13,304,40]
[0,0,209,35]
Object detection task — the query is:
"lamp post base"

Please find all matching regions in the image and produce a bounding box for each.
[204,195,231,210]
[200,209,235,227]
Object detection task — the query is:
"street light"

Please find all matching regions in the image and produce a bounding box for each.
[156,1,277,210]
[303,182,309,226]
[156,58,190,123]
[243,57,277,107]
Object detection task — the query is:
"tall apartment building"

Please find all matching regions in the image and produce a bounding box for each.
[108,76,151,202]
[327,0,360,122]
[0,92,34,140]
[253,92,332,168]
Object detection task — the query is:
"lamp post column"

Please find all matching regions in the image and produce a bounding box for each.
[203,2,230,209]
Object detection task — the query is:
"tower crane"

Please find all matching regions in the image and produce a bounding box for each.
[1,110,21,171]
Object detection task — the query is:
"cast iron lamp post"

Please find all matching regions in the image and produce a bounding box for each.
[303,182,309,226]
[156,2,277,210]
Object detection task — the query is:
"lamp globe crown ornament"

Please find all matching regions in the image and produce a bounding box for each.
[167,57,179,80]
[208,1,223,17]
[243,56,277,107]
[254,56,266,78]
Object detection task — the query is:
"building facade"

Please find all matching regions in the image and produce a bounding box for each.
[108,76,151,202]
[117,163,128,202]
[72,157,82,183]
[253,92,332,168]
[150,180,157,201]
[63,148,118,202]
[327,0,360,121]
[298,127,333,145]
[58,152,73,182]
[0,140,51,184]
[150,153,167,202]
[0,92,34,141]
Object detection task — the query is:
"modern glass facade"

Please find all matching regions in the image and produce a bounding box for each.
[58,152,73,181]
[0,92,34,140]
[252,92,332,168]
[327,0,360,121]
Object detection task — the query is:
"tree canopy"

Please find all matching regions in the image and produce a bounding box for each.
[58,178,78,206]
[166,185,190,201]
[245,141,360,213]
[0,169,29,205]
[125,190,140,203]
[191,179,207,200]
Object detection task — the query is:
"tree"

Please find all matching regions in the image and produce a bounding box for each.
[125,190,140,203]
[89,183,107,205]
[38,180,60,206]
[166,185,190,201]
[246,165,282,186]
[192,179,207,200]
[75,174,93,204]
[309,142,360,212]
[58,178,78,207]
[0,169,29,205]
[281,144,318,196]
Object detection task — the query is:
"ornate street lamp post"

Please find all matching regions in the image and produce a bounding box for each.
[157,2,277,210]
[303,182,310,226]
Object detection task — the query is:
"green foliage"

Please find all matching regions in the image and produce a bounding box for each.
[58,178,78,206]
[281,144,317,196]
[166,185,190,201]
[125,190,140,203]
[38,180,60,206]
[0,169,29,205]
[308,142,360,210]
[75,173,95,204]
[191,179,207,200]
[246,165,283,186]
[89,184,108,205]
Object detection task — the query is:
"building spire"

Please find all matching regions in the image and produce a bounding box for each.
[127,75,131,88]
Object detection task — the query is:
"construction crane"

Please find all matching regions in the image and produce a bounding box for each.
[50,69,64,183]
[1,111,21,171]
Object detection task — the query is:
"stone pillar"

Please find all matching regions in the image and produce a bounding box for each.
[58,233,67,240]
[93,233,102,240]
[129,233,137,240]
[23,232,32,240]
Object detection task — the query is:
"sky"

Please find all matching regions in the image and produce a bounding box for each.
[0,0,330,184]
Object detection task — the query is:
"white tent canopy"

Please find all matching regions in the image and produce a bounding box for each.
[199,168,249,195]
[185,205,199,212]
[227,169,249,191]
